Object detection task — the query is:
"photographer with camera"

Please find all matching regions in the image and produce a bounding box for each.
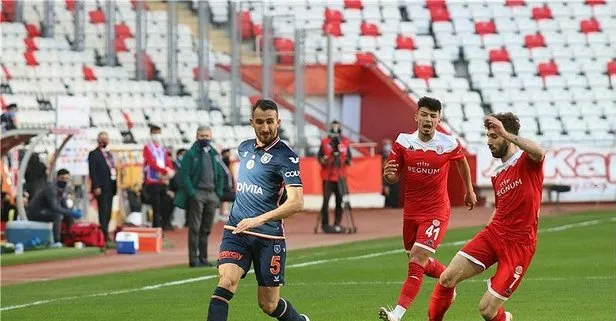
[318,121,352,234]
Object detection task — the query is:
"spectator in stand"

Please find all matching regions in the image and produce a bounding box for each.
[24,152,48,202]
[174,126,227,267]
[217,148,235,223]
[27,169,82,247]
[88,131,117,243]
[318,121,352,233]
[1,103,18,132]
[143,125,175,229]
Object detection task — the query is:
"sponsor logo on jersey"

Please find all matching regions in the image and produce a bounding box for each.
[246,159,255,170]
[261,153,273,164]
[425,239,435,248]
[433,219,440,227]
[284,171,300,177]
[504,288,513,296]
[219,251,243,261]
[237,182,263,195]
[273,276,280,282]
[241,151,248,157]
[274,244,281,254]
[408,166,440,175]
[288,157,299,164]
[515,265,523,275]
[496,178,523,197]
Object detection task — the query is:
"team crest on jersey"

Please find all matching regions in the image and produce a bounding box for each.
[261,153,273,164]
[433,219,440,227]
[515,265,523,275]
[246,159,255,170]
[436,145,444,154]
[274,244,281,254]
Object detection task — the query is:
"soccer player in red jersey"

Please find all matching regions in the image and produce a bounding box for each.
[427,112,545,321]
[378,97,477,321]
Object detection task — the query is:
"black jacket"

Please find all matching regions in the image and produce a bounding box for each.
[27,182,71,217]
[88,148,117,195]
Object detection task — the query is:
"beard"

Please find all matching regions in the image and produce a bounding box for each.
[257,130,277,146]
[490,143,509,158]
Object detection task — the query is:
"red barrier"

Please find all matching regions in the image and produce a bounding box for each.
[299,156,383,195]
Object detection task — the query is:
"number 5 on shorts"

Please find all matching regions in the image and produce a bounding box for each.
[270,256,281,275]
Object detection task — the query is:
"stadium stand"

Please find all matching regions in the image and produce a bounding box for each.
[218,0,615,146]
[1,0,324,155]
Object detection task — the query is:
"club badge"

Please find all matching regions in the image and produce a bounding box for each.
[246,159,255,170]
[261,153,273,164]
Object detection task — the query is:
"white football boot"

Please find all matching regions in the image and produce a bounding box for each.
[505,311,513,321]
[378,307,400,321]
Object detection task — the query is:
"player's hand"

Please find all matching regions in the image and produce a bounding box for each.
[233,217,266,234]
[93,188,102,196]
[465,191,477,211]
[383,160,399,177]
[484,116,507,137]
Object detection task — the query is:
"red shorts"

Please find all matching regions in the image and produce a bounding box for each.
[459,228,536,300]
[403,216,449,253]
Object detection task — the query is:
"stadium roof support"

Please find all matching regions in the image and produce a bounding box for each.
[197,0,210,111]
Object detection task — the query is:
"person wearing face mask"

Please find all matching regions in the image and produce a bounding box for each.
[1,103,18,133]
[27,169,82,247]
[143,125,175,229]
[88,131,117,243]
[174,126,227,267]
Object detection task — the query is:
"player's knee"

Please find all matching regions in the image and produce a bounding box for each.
[408,251,430,266]
[217,273,239,292]
[258,298,278,314]
[438,269,457,288]
[478,299,497,320]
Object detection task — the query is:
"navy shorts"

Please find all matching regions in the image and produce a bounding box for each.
[217,230,286,287]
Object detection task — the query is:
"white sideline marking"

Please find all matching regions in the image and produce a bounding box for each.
[2,216,614,312]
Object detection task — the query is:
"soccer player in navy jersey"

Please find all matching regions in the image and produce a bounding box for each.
[206,99,310,321]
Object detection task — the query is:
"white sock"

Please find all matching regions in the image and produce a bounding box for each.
[392,305,406,319]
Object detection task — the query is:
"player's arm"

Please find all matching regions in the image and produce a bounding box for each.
[233,186,303,234]
[487,210,496,225]
[383,138,403,184]
[485,116,545,162]
[455,156,477,210]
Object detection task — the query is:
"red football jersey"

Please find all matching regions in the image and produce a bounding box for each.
[489,150,544,245]
[388,131,464,219]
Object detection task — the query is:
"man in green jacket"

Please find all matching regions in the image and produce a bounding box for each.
[174,126,227,267]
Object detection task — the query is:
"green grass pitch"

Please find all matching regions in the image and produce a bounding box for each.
[1,210,614,321]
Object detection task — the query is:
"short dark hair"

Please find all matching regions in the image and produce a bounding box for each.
[7,103,17,110]
[252,99,278,116]
[150,124,161,133]
[221,148,230,154]
[177,148,187,155]
[417,96,442,113]
[57,168,70,177]
[485,112,520,135]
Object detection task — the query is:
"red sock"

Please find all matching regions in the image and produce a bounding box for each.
[428,283,455,321]
[396,262,424,308]
[490,307,506,321]
[424,258,446,279]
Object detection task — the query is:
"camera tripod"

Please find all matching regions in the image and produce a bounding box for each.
[313,152,358,234]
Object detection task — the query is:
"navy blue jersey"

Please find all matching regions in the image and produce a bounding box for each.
[226,137,302,238]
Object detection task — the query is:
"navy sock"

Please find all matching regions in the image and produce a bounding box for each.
[206,287,234,321]
[268,298,305,321]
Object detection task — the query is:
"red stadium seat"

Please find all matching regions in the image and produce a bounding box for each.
[82,65,97,81]
[344,0,362,9]
[24,50,38,66]
[414,64,435,79]
[114,38,127,52]
[524,33,545,48]
[275,38,295,65]
[489,48,510,62]
[425,0,446,9]
[360,22,380,36]
[537,61,558,77]
[429,6,450,22]
[0,95,6,109]
[24,37,37,50]
[585,0,605,5]
[355,52,375,65]
[324,8,343,23]
[323,22,342,37]
[130,0,149,10]
[89,9,105,24]
[580,18,601,33]
[505,0,525,6]
[531,6,552,20]
[1,0,15,21]
[239,11,253,39]
[475,21,497,35]
[607,60,616,76]
[25,23,40,37]
[65,0,75,11]
[115,23,132,39]
[2,64,11,80]
[252,23,262,37]
[396,35,415,50]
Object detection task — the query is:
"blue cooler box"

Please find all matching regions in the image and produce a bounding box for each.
[5,221,54,248]
[115,231,139,254]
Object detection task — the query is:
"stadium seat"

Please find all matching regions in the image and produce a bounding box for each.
[531,6,552,21]
[475,21,497,35]
[413,64,435,80]
[524,33,545,48]
[580,18,601,33]
[538,61,559,77]
[429,6,450,22]
[360,22,380,36]
[489,48,510,63]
